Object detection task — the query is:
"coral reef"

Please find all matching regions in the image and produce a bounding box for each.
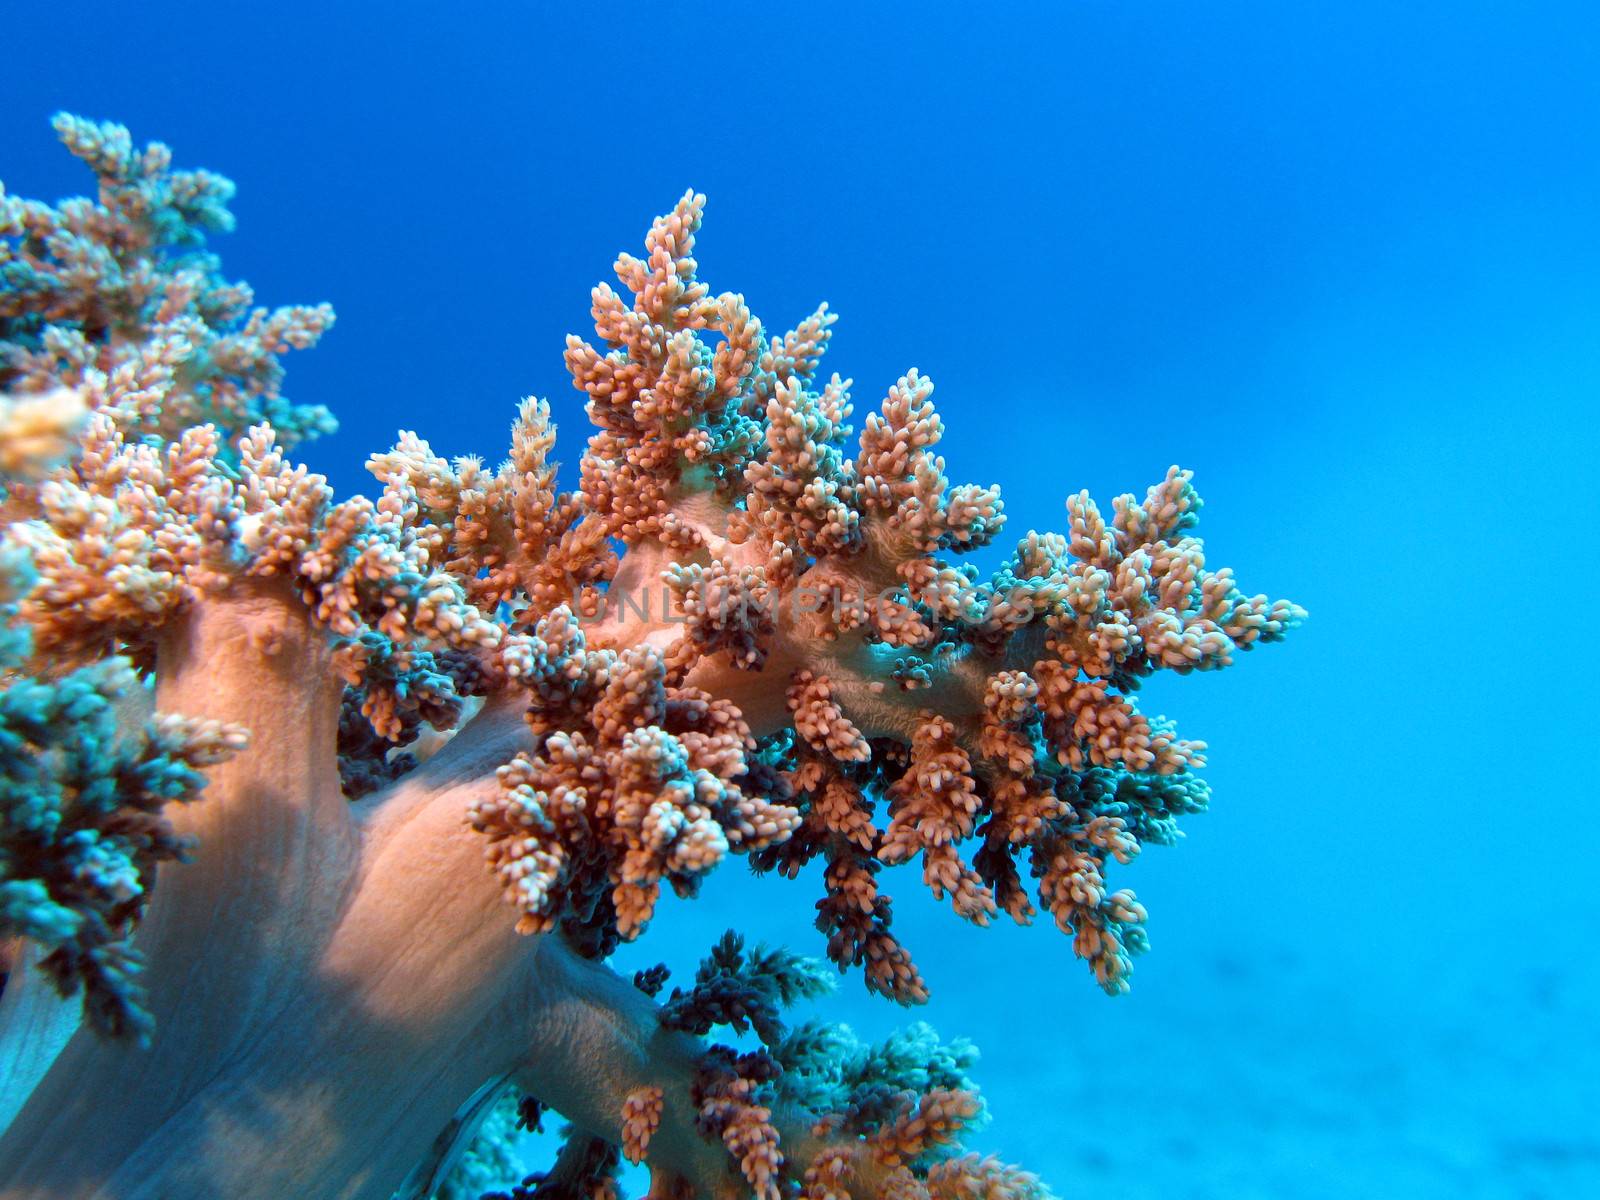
[0,116,1303,1199]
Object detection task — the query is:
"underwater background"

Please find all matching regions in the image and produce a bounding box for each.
[5,2,1597,1196]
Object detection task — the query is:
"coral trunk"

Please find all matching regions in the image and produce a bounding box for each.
[0,582,546,1198]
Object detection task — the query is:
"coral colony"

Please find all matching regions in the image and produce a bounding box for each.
[0,116,1304,1199]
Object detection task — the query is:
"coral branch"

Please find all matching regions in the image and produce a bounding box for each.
[1,114,335,450]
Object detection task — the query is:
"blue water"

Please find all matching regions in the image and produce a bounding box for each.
[6,3,1597,1195]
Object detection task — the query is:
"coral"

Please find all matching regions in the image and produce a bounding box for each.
[0,386,86,484]
[426,1086,530,1200]
[0,388,247,1042]
[470,613,800,953]
[0,116,1304,1200]
[480,932,1023,1200]
[0,114,335,451]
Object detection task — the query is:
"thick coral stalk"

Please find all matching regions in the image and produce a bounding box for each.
[1,581,536,1197]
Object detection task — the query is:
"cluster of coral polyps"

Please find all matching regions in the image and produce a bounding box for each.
[0,115,1303,1200]
[472,185,1304,998]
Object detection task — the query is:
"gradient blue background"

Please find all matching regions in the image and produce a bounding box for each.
[5,3,1597,1195]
